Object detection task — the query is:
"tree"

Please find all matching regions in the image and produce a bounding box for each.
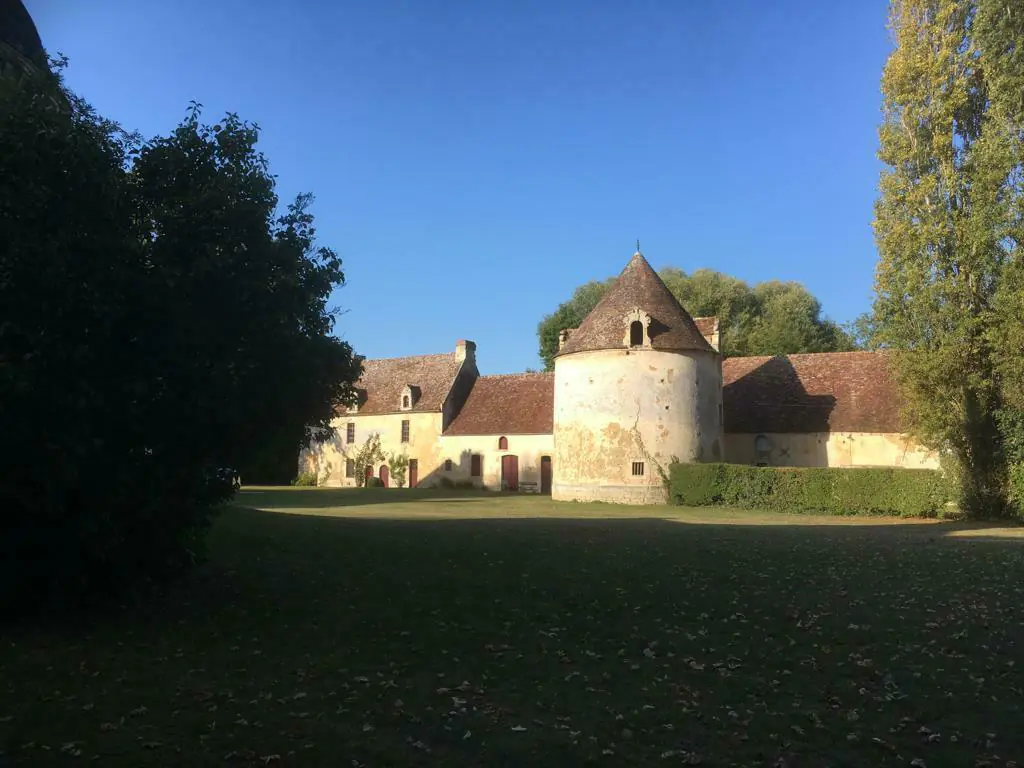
[0,61,360,611]
[869,0,1021,517]
[387,451,410,488]
[536,268,853,368]
[353,434,385,488]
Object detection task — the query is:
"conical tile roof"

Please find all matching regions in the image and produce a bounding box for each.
[556,251,714,357]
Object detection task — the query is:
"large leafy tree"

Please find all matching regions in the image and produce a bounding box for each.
[0,62,359,610]
[536,267,853,369]
[870,0,1022,517]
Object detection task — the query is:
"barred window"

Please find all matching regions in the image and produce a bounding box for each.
[631,461,644,476]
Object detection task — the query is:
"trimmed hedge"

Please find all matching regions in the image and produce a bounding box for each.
[1009,463,1024,518]
[668,463,949,518]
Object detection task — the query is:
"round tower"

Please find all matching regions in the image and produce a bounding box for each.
[552,250,723,504]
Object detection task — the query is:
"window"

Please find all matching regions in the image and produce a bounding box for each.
[444,459,453,472]
[345,459,355,478]
[401,420,410,443]
[471,454,482,477]
[631,461,645,476]
[402,394,410,409]
[498,436,508,450]
[346,422,355,444]
[629,320,644,347]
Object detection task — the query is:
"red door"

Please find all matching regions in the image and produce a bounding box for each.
[379,464,389,488]
[540,456,552,494]
[409,459,418,488]
[501,455,519,491]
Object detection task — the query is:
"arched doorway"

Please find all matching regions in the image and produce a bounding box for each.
[501,455,519,491]
[379,464,389,487]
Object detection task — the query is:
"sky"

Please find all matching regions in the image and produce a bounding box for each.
[27,0,893,374]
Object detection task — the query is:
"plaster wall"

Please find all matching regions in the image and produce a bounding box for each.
[299,412,443,487]
[552,348,722,504]
[436,433,554,491]
[724,431,940,469]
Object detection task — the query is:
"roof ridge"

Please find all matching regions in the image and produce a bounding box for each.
[362,351,455,364]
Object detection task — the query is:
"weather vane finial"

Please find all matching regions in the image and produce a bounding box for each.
[636,238,641,253]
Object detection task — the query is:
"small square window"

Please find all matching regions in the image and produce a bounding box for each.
[346,423,355,444]
[444,459,453,472]
[345,459,355,478]
[631,461,645,477]
[401,420,410,443]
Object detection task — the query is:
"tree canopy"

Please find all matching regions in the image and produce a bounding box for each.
[536,267,854,369]
[868,0,1023,518]
[0,61,360,610]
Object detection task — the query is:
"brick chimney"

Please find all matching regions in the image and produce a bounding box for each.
[455,339,476,363]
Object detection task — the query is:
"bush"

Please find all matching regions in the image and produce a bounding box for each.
[668,463,949,518]
[366,477,384,488]
[1009,464,1024,519]
[292,471,318,487]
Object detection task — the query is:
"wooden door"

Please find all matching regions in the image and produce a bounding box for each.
[540,455,552,494]
[379,464,389,487]
[409,459,418,488]
[501,455,519,491]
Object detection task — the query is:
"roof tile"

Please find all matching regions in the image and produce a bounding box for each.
[343,353,464,416]
[723,351,904,433]
[557,252,714,357]
[444,373,554,435]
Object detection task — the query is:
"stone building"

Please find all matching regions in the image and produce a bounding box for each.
[300,249,938,501]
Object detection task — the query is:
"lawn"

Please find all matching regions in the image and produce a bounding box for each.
[2,489,1023,766]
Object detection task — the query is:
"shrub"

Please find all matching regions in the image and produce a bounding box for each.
[668,463,949,518]
[1009,464,1024,519]
[366,477,384,488]
[292,471,318,487]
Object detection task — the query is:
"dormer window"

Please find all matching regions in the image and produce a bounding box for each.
[629,321,643,347]
[400,385,420,411]
[622,308,652,348]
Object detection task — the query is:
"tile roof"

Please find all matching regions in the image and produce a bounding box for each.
[444,373,554,435]
[344,352,465,416]
[693,316,718,337]
[557,252,715,357]
[723,351,904,434]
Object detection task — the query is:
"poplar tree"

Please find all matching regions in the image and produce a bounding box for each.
[871,0,1021,516]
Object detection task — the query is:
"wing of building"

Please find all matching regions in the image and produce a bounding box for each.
[300,251,937,497]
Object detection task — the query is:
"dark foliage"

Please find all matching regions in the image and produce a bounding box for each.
[669,463,949,518]
[0,65,360,613]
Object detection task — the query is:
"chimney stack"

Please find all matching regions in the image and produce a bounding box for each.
[455,339,476,363]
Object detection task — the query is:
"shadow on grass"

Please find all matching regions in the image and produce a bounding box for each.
[237,486,510,509]
[4,505,1024,766]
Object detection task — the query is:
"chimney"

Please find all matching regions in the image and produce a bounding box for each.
[455,339,476,363]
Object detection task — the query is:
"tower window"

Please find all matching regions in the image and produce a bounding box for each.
[629,320,644,347]
[401,420,410,443]
[632,461,645,476]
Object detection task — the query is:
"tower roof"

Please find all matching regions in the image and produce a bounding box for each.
[556,251,714,357]
[1,0,44,62]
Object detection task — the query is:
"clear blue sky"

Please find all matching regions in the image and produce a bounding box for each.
[28,0,891,374]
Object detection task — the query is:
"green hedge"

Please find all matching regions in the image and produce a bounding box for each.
[1009,463,1024,518]
[668,463,949,518]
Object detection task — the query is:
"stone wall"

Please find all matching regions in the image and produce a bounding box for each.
[723,431,940,469]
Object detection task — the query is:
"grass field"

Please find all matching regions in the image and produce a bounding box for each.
[2,488,1023,766]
